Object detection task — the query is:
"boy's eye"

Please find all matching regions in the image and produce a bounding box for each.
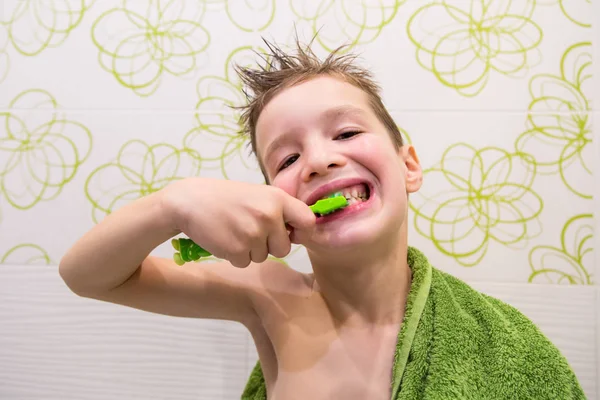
[336,130,361,140]
[278,155,298,171]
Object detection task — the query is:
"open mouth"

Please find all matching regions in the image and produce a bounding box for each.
[315,183,371,218]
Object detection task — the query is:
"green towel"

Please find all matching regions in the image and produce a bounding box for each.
[241,247,586,399]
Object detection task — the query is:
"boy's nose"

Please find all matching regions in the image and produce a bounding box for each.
[301,149,346,182]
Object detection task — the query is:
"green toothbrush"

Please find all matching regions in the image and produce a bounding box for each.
[309,192,348,215]
[172,193,348,265]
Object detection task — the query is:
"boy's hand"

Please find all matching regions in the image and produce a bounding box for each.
[159,177,316,268]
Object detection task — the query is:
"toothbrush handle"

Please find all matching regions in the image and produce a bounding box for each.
[171,238,211,265]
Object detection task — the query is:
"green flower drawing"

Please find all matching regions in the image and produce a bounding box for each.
[558,0,591,28]
[85,139,202,223]
[0,0,93,56]
[290,0,404,52]
[183,46,262,182]
[407,0,543,96]
[0,90,92,210]
[91,0,210,96]
[410,143,543,267]
[515,42,592,198]
[529,214,593,284]
[1,244,52,265]
[204,0,276,32]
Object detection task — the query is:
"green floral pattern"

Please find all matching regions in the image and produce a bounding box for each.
[410,144,543,267]
[0,1,594,287]
[183,47,262,182]
[558,0,591,28]
[407,0,543,96]
[529,214,593,284]
[1,244,52,265]
[205,0,276,32]
[85,139,202,223]
[0,90,92,210]
[91,0,210,96]
[515,42,592,198]
[290,0,404,52]
[0,0,93,56]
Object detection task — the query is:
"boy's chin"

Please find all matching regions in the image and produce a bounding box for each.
[308,210,405,250]
[308,225,385,251]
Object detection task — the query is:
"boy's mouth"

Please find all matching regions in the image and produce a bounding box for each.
[313,182,372,219]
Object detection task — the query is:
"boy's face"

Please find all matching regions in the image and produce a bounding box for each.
[255,76,422,249]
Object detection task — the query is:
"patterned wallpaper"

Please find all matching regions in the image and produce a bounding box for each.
[0,0,595,286]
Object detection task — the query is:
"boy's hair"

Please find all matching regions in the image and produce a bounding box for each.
[234,36,404,180]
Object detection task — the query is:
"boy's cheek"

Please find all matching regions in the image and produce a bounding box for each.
[272,177,298,200]
[351,136,386,158]
[353,140,394,170]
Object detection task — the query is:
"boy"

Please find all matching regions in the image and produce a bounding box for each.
[59,38,585,399]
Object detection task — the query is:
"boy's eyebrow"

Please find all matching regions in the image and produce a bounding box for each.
[263,130,298,166]
[322,105,369,124]
[263,105,368,163]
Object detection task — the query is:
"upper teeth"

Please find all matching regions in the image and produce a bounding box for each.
[321,183,368,201]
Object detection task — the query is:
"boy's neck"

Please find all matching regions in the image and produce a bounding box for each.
[308,234,412,329]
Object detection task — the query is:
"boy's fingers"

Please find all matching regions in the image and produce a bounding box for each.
[289,228,301,245]
[228,251,251,268]
[250,241,269,264]
[267,222,292,259]
[281,196,316,230]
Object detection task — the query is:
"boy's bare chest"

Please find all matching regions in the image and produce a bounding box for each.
[252,295,400,400]
[270,334,397,400]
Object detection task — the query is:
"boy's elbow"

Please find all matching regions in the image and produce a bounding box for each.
[58,259,81,295]
[58,255,92,297]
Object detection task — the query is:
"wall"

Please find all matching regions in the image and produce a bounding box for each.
[0,1,598,399]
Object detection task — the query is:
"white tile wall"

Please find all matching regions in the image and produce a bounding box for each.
[0,266,597,399]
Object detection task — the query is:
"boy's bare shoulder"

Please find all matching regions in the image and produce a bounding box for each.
[247,258,314,294]
[244,258,316,328]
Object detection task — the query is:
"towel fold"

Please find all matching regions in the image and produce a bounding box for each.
[241,247,586,399]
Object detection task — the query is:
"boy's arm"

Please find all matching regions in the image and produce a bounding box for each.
[58,192,260,326]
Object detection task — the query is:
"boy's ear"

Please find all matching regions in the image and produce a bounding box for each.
[400,145,422,193]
